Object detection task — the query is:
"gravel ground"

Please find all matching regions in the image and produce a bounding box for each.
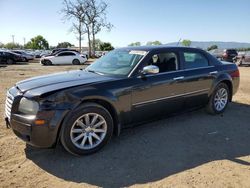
[0,62,250,188]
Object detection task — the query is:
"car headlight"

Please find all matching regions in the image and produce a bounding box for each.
[18,98,39,114]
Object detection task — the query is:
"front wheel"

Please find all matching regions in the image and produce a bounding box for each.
[60,103,114,155]
[6,59,14,64]
[72,59,80,65]
[206,83,230,114]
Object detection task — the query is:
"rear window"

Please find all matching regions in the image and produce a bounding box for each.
[227,50,237,54]
[183,52,209,69]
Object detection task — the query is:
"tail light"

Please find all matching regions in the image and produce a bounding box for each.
[230,69,240,78]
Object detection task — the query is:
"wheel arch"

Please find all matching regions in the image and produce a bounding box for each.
[210,74,233,101]
[79,99,121,136]
[56,96,121,146]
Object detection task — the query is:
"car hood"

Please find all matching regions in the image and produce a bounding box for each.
[42,55,54,59]
[16,70,115,96]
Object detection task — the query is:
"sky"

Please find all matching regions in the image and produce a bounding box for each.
[0,0,250,47]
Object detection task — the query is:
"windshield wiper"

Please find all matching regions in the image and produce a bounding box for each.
[86,69,104,75]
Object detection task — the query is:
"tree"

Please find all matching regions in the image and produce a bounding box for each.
[90,38,102,50]
[57,42,74,48]
[182,39,191,47]
[207,45,218,51]
[61,0,86,52]
[85,0,113,57]
[0,42,4,48]
[146,41,162,46]
[4,42,22,49]
[25,35,49,49]
[100,42,114,51]
[128,42,141,46]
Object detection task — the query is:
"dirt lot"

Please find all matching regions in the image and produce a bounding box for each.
[0,62,250,188]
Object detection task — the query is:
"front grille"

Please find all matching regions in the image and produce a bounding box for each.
[5,91,14,120]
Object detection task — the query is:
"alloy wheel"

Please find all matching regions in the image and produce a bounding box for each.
[214,88,228,111]
[70,113,107,150]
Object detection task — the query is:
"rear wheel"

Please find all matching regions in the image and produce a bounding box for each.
[206,83,230,114]
[72,59,80,65]
[60,103,113,155]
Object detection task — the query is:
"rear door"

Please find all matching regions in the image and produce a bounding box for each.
[180,49,217,108]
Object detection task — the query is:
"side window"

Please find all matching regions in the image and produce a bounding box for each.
[183,52,209,69]
[67,52,75,56]
[148,52,178,73]
[57,52,66,56]
[57,52,75,56]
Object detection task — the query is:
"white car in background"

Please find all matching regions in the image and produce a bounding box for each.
[40,51,87,65]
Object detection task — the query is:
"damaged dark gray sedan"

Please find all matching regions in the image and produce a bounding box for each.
[5,46,240,155]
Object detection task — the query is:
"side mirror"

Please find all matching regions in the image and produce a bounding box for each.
[142,65,159,75]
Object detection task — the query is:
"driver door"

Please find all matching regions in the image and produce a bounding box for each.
[131,50,186,123]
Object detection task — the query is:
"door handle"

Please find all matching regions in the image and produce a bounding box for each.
[173,76,184,81]
[209,71,218,75]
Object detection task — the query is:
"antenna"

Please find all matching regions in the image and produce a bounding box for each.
[177,38,181,46]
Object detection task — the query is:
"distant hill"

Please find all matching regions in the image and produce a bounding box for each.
[165,41,250,49]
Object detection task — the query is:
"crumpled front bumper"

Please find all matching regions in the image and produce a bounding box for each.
[6,110,67,148]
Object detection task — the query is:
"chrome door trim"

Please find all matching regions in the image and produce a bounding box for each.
[132,88,210,106]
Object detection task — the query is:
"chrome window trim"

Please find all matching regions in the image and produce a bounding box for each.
[132,88,210,106]
[127,51,149,77]
[139,66,215,78]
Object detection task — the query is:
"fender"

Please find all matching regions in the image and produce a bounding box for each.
[209,73,233,99]
[64,87,122,136]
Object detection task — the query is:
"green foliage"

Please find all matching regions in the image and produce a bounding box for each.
[207,45,218,51]
[57,42,73,48]
[182,39,192,47]
[25,35,49,50]
[0,42,4,48]
[128,42,141,46]
[90,39,103,51]
[100,42,114,51]
[236,47,250,51]
[4,42,22,49]
[146,41,162,46]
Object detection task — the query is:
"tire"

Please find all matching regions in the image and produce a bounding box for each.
[72,59,80,65]
[206,83,230,115]
[44,60,52,66]
[60,103,114,156]
[6,59,14,64]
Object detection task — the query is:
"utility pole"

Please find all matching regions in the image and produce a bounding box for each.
[11,35,15,44]
[23,37,26,48]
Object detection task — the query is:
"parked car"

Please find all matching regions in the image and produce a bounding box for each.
[0,50,25,64]
[209,49,238,62]
[221,49,238,62]
[234,51,250,66]
[5,46,239,155]
[40,51,87,65]
[42,48,80,57]
[12,50,34,62]
[209,49,224,59]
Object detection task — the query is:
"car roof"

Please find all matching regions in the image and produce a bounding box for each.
[57,51,78,54]
[117,45,204,52]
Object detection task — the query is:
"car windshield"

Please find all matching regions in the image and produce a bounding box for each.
[86,49,147,76]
